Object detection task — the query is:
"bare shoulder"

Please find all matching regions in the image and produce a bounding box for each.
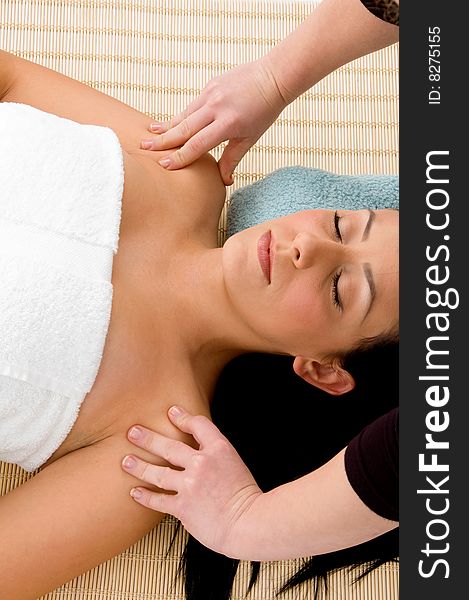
[0,50,226,233]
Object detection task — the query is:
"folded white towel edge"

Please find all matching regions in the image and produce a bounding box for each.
[17,392,84,473]
[0,360,86,398]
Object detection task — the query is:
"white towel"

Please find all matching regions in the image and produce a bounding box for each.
[0,102,124,471]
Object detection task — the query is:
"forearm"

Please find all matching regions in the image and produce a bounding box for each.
[264,0,399,104]
[224,449,397,561]
[124,410,398,562]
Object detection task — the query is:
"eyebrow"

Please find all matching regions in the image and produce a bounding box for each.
[361,209,376,241]
[361,262,376,322]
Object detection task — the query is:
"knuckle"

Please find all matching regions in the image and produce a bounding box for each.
[187,135,205,156]
[147,439,160,457]
[192,415,208,429]
[207,89,224,109]
[191,453,207,471]
[222,113,237,129]
[130,461,142,479]
[140,461,154,482]
[183,474,198,494]
[157,122,170,134]
[142,433,156,452]
[151,132,165,147]
[148,492,164,512]
[163,447,173,464]
[179,118,192,139]
[162,440,180,465]
[177,412,189,425]
[158,466,171,489]
[205,78,219,92]
[172,147,186,166]
[213,437,232,456]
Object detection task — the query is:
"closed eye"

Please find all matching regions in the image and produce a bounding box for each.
[333,211,342,242]
[332,269,343,311]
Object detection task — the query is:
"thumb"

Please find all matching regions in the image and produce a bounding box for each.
[218,139,253,185]
[168,405,226,447]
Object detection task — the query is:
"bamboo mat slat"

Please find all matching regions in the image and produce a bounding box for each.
[0,1,398,598]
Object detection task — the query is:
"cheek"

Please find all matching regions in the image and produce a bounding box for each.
[278,279,326,332]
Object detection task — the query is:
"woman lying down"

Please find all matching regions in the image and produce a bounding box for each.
[0,50,398,599]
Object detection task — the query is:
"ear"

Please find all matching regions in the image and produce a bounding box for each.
[293,356,355,396]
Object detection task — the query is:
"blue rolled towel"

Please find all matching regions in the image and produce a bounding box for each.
[227,166,399,236]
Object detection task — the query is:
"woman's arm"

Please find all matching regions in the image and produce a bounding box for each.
[0,49,153,147]
[0,435,165,599]
[122,407,398,561]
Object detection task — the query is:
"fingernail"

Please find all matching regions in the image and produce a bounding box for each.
[141,140,153,150]
[122,455,137,469]
[130,488,143,499]
[128,426,143,441]
[149,123,161,132]
[158,158,171,168]
[169,405,184,418]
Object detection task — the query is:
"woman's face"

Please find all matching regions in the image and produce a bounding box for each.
[222,209,398,361]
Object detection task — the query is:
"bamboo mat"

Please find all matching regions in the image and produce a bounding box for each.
[0,1,399,598]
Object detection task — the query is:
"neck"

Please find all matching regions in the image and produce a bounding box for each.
[161,243,269,388]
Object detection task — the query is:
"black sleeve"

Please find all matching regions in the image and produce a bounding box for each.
[360,0,399,26]
[344,408,398,521]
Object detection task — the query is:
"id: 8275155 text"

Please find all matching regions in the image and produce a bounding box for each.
[428,26,441,105]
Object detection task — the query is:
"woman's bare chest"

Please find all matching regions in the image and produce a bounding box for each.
[44,264,201,463]
[44,153,214,463]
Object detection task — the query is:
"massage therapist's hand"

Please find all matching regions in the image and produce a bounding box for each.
[121,405,263,556]
[141,0,398,186]
[140,58,287,185]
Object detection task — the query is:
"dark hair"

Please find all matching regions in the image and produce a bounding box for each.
[177,337,398,599]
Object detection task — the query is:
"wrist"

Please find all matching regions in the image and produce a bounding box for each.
[218,487,265,560]
[256,55,291,110]
[263,28,325,106]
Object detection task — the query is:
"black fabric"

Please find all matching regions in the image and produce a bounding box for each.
[345,407,399,521]
[360,0,399,26]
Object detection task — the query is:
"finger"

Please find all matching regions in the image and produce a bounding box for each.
[159,120,229,170]
[127,426,195,467]
[168,406,225,448]
[148,114,186,134]
[146,114,188,135]
[122,455,181,491]
[148,94,207,134]
[142,107,213,152]
[130,487,180,517]
[218,138,253,185]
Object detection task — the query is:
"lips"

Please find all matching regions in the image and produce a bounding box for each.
[257,230,272,283]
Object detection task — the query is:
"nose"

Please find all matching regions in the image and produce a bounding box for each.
[290,232,341,270]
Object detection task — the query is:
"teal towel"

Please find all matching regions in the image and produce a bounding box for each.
[227,166,399,236]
